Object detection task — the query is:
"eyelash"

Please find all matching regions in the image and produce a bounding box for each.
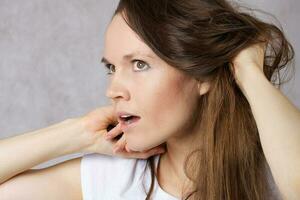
[104,59,151,75]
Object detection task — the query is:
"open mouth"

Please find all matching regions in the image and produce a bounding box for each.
[119,115,141,124]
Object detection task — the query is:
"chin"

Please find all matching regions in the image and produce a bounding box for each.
[127,138,164,152]
[125,139,148,152]
[125,130,168,151]
[127,143,147,152]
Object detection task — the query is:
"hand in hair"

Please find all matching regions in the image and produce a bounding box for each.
[229,40,300,199]
[229,41,267,95]
[230,41,267,85]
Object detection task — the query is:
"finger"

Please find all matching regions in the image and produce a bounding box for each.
[84,105,118,132]
[145,146,166,155]
[129,148,165,159]
[125,144,132,153]
[113,135,127,153]
[123,146,166,159]
[105,123,123,140]
[102,105,119,125]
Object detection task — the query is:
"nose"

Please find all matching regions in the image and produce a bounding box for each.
[105,77,130,102]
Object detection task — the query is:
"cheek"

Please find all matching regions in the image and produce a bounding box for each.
[125,68,197,151]
[125,86,176,151]
[152,87,182,126]
[127,78,193,151]
[151,72,195,127]
[150,82,191,136]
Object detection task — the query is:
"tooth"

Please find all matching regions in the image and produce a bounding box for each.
[121,115,131,118]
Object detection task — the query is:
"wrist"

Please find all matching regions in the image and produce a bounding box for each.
[234,64,266,95]
[59,117,105,154]
[47,117,90,155]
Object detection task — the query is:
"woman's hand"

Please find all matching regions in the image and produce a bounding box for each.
[229,41,267,93]
[80,105,166,159]
[228,40,300,199]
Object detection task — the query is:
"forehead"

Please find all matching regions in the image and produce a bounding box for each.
[103,14,155,60]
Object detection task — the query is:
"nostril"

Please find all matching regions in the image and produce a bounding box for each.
[105,84,130,101]
[106,93,120,100]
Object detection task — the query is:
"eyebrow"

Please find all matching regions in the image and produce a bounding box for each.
[100,51,155,64]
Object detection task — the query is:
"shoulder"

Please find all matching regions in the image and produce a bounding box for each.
[81,153,150,199]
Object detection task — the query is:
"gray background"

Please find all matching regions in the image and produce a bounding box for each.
[0,0,299,169]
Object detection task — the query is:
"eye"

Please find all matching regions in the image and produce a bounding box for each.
[104,64,115,75]
[132,60,151,71]
[103,60,150,75]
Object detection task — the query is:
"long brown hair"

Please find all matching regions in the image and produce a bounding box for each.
[112,0,295,199]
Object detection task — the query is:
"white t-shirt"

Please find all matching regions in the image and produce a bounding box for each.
[80,153,179,200]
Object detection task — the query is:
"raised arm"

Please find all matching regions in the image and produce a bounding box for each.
[0,105,165,185]
[231,43,300,199]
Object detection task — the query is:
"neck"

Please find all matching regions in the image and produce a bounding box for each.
[157,129,199,197]
[160,140,190,182]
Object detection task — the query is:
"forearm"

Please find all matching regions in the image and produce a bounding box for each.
[0,118,84,184]
[237,66,300,196]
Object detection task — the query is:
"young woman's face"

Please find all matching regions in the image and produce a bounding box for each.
[103,14,200,152]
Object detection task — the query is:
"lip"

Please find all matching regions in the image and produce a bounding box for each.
[116,112,141,132]
[120,118,140,132]
[116,111,139,119]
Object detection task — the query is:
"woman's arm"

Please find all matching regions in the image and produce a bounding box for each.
[0,105,165,185]
[0,118,85,184]
[232,44,300,199]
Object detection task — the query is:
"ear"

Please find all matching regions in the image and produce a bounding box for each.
[197,81,210,96]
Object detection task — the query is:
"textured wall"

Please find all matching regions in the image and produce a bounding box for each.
[0,0,299,169]
[0,0,119,168]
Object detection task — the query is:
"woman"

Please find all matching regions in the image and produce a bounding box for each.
[0,0,299,199]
